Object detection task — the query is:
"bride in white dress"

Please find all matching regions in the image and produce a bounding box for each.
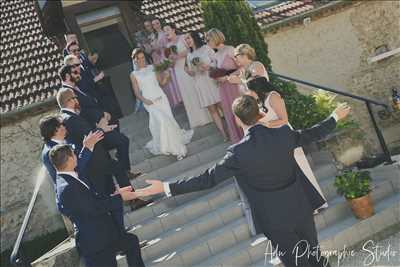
[246,76,328,212]
[130,48,193,160]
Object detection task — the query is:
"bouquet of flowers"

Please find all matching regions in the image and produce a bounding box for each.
[154,59,173,73]
[164,45,178,58]
[191,57,201,66]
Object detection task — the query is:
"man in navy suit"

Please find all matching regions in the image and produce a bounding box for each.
[136,96,351,267]
[58,63,142,180]
[56,87,150,210]
[39,114,104,184]
[49,144,145,267]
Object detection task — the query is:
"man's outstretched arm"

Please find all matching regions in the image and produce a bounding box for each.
[135,149,240,198]
[293,103,351,147]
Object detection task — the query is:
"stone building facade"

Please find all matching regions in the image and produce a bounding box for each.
[1,106,64,252]
[262,1,400,163]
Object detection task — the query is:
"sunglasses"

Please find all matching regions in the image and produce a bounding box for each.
[71,49,80,53]
[71,63,80,68]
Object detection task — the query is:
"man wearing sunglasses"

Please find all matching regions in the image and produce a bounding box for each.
[57,70,149,210]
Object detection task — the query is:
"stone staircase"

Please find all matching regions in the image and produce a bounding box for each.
[32,106,400,267]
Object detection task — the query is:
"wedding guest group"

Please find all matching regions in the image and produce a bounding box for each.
[34,19,351,267]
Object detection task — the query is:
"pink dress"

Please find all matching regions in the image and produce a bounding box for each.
[214,46,243,143]
[154,32,182,107]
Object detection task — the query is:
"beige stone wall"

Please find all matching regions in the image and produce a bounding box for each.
[0,109,65,252]
[264,1,400,155]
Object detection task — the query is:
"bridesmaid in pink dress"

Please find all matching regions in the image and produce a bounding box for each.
[206,28,243,143]
[150,19,182,107]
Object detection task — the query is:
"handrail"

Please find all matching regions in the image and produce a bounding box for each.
[271,72,389,108]
[269,72,394,165]
[10,168,46,266]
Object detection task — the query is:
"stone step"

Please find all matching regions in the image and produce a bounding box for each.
[148,218,251,267]
[128,123,219,163]
[249,187,399,267]
[131,142,230,188]
[195,179,399,267]
[120,106,189,135]
[127,122,218,154]
[125,180,238,242]
[139,201,244,262]
[142,190,348,267]
[123,159,224,226]
[124,160,338,239]
[131,132,224,175]
[118,173,397,267]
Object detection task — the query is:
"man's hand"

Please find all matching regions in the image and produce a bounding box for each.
[96,117,117,132]
[135,180,164,197]
[112,185,138,201]
[103,112,111,122]
[333,103,351,121]
[120,190,138,201]
[94,71,105,82]
[82,130,104,151]
[227,75,241,84]
[143,99,154,106]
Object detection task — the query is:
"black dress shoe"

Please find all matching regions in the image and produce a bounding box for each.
[127,171,143,180]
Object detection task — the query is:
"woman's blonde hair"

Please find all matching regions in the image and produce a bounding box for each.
[235,44,256,61]
[206,28,225,46]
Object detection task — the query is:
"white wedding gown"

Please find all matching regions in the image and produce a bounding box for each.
[132,65,193,157]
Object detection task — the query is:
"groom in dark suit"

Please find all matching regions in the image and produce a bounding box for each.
[135,95,351,267]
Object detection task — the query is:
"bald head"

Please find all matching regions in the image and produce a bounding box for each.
[64,54,79,65]
[57,88,75,109]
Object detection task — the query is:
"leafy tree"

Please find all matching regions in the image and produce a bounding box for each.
[201,0,270,69]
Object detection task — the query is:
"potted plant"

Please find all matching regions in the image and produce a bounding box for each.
[334,170,374,219]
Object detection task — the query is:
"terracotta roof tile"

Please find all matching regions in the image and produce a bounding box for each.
[141,0,204,33]
[0,0,62,114]
[253,0,328,27]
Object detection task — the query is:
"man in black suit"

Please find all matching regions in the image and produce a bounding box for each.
[58,63,141,180]
[50,144,145,267]
[56,87,149,210]
[135,96,351,267]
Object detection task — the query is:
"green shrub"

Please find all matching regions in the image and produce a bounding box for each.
[334,170,372,199]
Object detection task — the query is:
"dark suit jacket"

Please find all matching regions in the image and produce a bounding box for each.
[61,109,114,194]
[56,173,124,256]
[169,117,336,232]
[41,140,92,185]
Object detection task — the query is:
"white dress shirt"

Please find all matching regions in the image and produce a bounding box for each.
[57,171,90,190]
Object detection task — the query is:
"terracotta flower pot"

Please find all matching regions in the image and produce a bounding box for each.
[347,193,374,219]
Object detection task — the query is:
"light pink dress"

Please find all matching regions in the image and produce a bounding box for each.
[187,45,221,108]
[260,91,328,208]
[214,46,243,143]
[169,35,211,128]
[156,33,182,107]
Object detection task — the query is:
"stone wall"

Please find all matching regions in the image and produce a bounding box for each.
[264,1,400,160]
[0,108,65,252]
